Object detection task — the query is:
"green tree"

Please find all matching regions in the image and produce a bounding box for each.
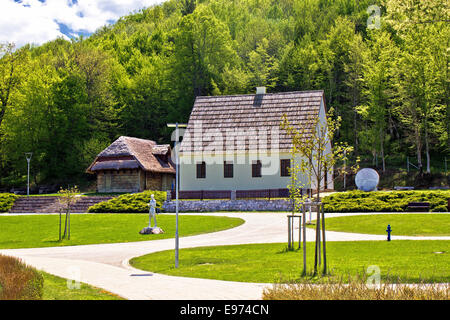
[385,0,449,173]
[0,43,28,128]
[58,185,80,240]
[356,31,398,172]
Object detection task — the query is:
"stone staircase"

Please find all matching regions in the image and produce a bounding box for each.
[9,196,113,213]
[69,196,113,213]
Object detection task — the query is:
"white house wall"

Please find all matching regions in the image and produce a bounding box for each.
[179,152,311,191]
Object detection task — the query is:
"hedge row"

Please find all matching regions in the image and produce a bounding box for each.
[87,191,167,213]
[0,193,19,213]
[323,190,450,213]
[0,255,44,300]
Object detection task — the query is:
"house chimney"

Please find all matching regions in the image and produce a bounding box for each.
[256,87,266,95]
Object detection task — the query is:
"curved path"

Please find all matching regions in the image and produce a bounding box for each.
[1,212,449,300]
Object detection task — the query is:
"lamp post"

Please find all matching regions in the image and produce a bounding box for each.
[167,123,187,268]
[25,153,33,197]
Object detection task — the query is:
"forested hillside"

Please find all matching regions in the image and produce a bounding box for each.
[0,0,448,189]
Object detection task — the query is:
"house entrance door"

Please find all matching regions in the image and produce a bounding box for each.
[105,173,112,192]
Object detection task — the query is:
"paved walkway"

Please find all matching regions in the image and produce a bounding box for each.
[0,212,448,300]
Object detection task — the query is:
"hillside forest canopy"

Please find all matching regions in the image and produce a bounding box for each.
[0,0,448,190]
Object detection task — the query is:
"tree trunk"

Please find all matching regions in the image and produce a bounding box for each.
[59,210,62,241]
[63,208,68,239]
[424,122,431,173]
[380,128,385,173]
[415,126,422,171]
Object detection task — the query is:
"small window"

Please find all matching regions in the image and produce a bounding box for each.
[252,160,262,178]
[196,161,206,179]
[281,159,291,177]
[224,161,233,178]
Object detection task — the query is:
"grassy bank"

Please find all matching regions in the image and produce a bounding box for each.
[0,214,244,249]
[130,241,450,284]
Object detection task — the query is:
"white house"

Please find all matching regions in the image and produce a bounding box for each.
[178,88,333,193]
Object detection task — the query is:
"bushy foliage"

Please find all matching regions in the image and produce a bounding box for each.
[323,190,450,213]
[0,193,19,212]
[87,191,167,213]
[0,0,448,189]
[263,275,449,300]
[0,255,44,300]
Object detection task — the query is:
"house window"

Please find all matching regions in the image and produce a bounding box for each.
[281,159,291,177]
[252,160,262,178]
[224,161,233,178]
[196,161,206,179]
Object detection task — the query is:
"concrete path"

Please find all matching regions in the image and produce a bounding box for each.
[0,212,448,300]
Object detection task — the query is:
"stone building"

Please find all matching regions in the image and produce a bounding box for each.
[87,136,175,193]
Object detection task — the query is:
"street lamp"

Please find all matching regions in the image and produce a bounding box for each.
[167,123,187,268]
[25,153,32,197]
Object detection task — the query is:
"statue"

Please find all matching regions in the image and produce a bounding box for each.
[148,194,157,228]
[139,194,164,235]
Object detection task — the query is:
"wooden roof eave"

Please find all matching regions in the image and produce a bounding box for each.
[86,156,99,174]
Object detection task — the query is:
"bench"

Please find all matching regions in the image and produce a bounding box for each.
[394,186,414,191]
[407,202,430,212]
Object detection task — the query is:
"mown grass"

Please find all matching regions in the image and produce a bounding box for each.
[308,213,450,236]
[0,214,244,249]
[40,271,123,300]
[130,241,450,284]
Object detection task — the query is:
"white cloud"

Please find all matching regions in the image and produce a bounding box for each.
[0,0,164,47]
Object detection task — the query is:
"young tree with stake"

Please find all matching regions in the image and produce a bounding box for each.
[281,108,358,275]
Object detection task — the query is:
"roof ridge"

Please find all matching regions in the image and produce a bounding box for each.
[195,90,324,100]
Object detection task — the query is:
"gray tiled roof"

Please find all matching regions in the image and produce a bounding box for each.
[180,90,324,153]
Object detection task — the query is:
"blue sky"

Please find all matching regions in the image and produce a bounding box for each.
[1,0,164,47]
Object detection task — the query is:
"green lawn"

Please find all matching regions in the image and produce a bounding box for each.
[0,214,244,249]
[41,271,123,300]
[312,213,450,236]
[130,241,450,284]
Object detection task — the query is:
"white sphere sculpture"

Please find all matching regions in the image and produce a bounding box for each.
[355,168,379,192]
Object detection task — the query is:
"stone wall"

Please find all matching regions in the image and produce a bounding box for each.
[163,199,293,212]
[97,170,141,193]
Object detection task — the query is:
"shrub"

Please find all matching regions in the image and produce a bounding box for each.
[0,193,19,213]
[0,255,44,300]
[87,190,167,213]
[323,190,450,213]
